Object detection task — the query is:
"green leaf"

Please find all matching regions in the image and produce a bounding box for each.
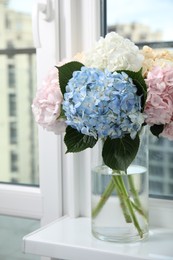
[102,134,140,171]
[118,69,147,110]
[56,61,84,94]
[64,126,97,153]
[59,105,66,119]
[150,124,164,137]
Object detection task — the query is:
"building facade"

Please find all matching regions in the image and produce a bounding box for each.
[0,0,38,185]
[108,22,162,42]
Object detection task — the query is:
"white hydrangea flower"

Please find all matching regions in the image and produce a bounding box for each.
[84,32,144,72]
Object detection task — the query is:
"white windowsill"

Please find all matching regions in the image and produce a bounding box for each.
[23,216,173,260]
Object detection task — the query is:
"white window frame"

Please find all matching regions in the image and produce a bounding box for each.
[0,184,42,219]
[58,0,101,218]
[0,0,63,226]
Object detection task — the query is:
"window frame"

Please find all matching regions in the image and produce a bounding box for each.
[0,0,63,227]
[0,184,42,219]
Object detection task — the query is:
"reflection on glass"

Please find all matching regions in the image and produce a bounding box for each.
[107,0,173,43]
[106,0,173,198]
[0,1,38,185]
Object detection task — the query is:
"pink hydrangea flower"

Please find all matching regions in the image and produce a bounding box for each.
[32,67,66,134]
[144,66,173,125]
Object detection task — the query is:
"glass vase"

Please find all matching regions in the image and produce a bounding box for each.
[91,128,149,242]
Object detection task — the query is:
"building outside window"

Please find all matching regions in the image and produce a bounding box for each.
[0,0,38,186]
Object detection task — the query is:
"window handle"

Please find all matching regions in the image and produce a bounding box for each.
[32,0,53,48]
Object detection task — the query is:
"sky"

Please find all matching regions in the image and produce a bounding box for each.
[8,0,173,41]
[8,0,34,14]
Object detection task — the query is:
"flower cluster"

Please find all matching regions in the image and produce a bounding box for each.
[142,46,173,77]
[32,67,66,134]
[141,46,173,140]
[63,67,143,140]
[32,32,173,171]
[84,32,144,72]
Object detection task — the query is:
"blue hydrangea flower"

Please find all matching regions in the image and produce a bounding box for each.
[63,67,144,139]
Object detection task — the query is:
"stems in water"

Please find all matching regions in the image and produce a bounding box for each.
[92,171,147,238]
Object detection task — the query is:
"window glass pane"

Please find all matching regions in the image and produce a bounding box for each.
[106,0,173,198]
[107,0,173,43]
[0,215,40,260]
[0,0,39,185]
[149,134,173,197]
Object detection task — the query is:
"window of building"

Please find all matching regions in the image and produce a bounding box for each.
[169,184,173,193]
[169,168,173,179]
[149,165,163,178]
[150,181,163,194]
[9,93,17,117]
[9,122,17,144]
[10,151,18,172]
[5,16,11,29]
[10,177,19,184]
[16,20,22,31]
[169,154,173,164]
[7,41,14,49]
[150,150,164,162]
[8,64,15,88]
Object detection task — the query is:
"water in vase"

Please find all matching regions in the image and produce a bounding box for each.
[91,164,149,242]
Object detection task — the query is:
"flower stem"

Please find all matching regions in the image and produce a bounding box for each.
[116,175,144,238]
[128,175,143,207]
[111,176,132,223]
[131,201,147,221]
[128,175,147,220]
[92,173,145,238]
[92,176,132,223]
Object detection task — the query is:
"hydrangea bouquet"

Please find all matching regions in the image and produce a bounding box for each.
[32,32,173,240]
